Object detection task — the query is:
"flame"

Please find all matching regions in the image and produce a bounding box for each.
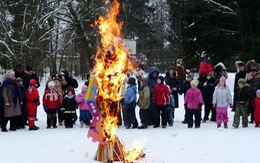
[93,0,132,142]
[125,139,146,162]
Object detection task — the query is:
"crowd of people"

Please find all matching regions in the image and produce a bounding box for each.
[0,56,259,132]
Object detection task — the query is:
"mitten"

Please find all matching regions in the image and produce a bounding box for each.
[43,106,48,113]
[229,104,233,108]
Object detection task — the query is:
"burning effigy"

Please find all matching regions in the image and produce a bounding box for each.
[86,0,144,162]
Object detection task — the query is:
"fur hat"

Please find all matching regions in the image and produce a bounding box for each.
[190,79,199,87]
[256,89,260,95]
[187,73,194,79]
[238,78,246,85]
[251,66,259,72]
[6,70,15,76]
[127,77,136,85]
[176,58,183,64]
[158,76,165,84]
[48,81,55,88]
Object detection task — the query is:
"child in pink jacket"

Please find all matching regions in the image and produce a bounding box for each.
[75,85,92,128]
[184,80,203,128]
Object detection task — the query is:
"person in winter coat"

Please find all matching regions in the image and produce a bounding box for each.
[212,76,232,128]
[16,78,26,129]
[147,66,160,126]
[46,71,67,126]
[61,87,78,128]
[138,78,150,129]
[176,58,189,92]
[184,79,203,128]
[180,73,193,124]
[197,72,208,91]
[43,81,61,128]
[246,66,260,123]
[232,78,251,128]
[124,77,138,129]
[134,64,146,92]
[202,77,216,123]
[14,64,30,89]
[253,90,260,127]
[26,66,41,88]
[75,85,92,128]
[120,71,131,127]
[1,70,22,132]
[198,53,213,77]
[166,86,175,126]
[213,62,228,86]
[232,62,247,112]
[165,65,179,108]
[0,82,3,128]
[153,76,170,128]
[26,79,40,130]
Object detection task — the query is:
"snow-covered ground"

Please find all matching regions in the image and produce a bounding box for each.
[1,73,260,163]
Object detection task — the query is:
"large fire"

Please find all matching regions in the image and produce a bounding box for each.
[91,0,144,162]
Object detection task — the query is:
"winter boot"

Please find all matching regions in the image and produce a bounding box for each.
[29,126,39,131]
[80,121,84,128]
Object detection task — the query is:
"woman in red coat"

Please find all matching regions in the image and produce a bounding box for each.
[253,90,260,127]
[198,53,213,77]
[26,79,40,130]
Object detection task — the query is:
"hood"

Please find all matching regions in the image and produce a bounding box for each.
[215,62,226,70]
[148,66,159,78]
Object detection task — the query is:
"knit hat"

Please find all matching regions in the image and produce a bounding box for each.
[29,79,37,86]
[158,76,165,84]
[238,62,245,67]
[187,73,194,79]
[256,89,260,95]
[168,65,175,71]
[26,66,33,71]
[238,78,246,85]
[127,77,136,85]
[190,79,199,87]
[219,76,226,82]
[16,77,23,82]
[81,85,87,92]
[48,81,55,87]
[67,86,74,92]
[208,77,215,84]
[251,66,259,72]
[135,64,140,69]
[15,64,23,69]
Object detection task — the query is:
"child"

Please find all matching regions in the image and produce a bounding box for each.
[124,77,138,129]
[184,79,203,128]
[75,85,92,128]
[166,86,175,126]
[153,76,170,128]
[253,90,260,127]
[43,81,61,128]
[202,77,216,123]
[232,78,251,128]
[138,78,150,129]
[26,79,40,130]
[180,73,193,124]
[212,76,232,128]
[61,87,78,128]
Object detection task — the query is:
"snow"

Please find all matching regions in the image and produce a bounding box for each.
[1,73,260,163]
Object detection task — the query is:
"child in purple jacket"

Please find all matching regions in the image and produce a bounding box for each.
[184,80,203,128]
[75,85,92,128]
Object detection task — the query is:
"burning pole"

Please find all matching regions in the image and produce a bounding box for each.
[86,0,144,163]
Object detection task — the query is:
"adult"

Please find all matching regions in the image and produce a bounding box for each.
[246,66,260,123]
[176,58,189,93]
[165,65,179,108]
[147,66,160,126]
[26,66,41,88]
[1,70,22,132]
[198,53,213,77]
[0,82,3,128]
[232,61,247,112]
[14,64,30,89]
[61,70,78,96]
[213,62,228,86]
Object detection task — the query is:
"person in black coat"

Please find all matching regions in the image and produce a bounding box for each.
[165,65,179,108]
[26,66,41,88]
[0,82,3,128]
[197,72,208,92]
[202,77,216,122]
[14,64,30,89]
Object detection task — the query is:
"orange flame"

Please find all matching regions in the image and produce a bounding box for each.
[93,0,144,162]
[93,0,132,142]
